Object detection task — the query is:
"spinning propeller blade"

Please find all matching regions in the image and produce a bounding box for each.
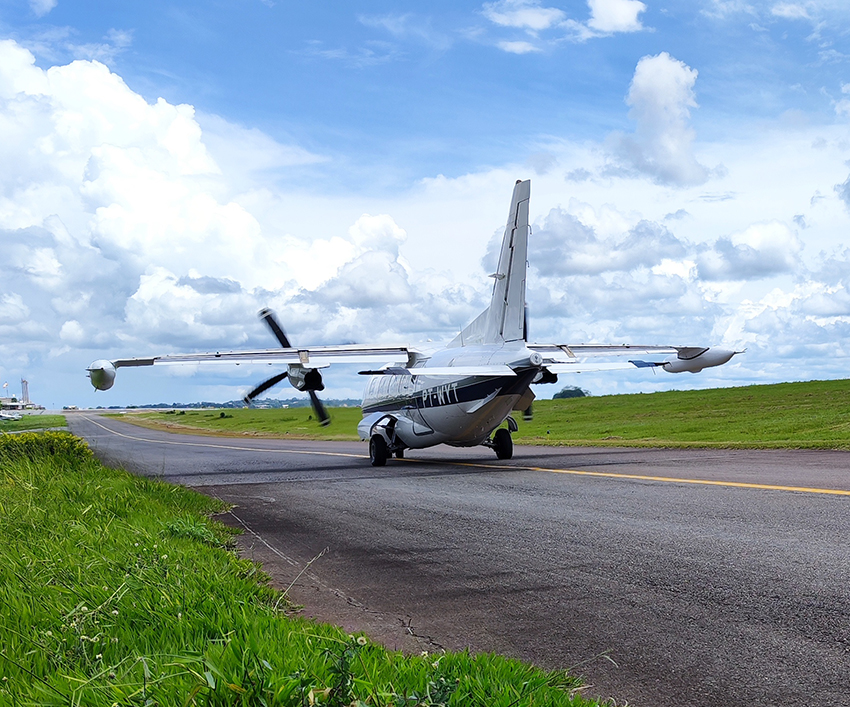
[259,308,292,348]
[243,371,288,406]
[254,308,331,426]
[308,390,330,426]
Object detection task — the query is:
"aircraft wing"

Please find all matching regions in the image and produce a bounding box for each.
[528,344,738,374]
[358,365,517,378]
[528,343,691,361]
[109,345,415,369]
[88,344,418,392]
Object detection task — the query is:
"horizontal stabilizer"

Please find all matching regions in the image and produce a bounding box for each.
[629,360,663,368]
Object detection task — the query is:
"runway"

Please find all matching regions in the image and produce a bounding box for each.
[69,413,850,707]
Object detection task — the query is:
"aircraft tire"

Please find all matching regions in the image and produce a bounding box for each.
[394,449,405,459]
[493,428,513,460]
[370,434,388,466]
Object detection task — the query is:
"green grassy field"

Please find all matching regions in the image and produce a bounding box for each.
[116,379,850,449]
[0,432,604,706]
[517,379,850,449]
[113,407,363,440]
[0,413,66,432]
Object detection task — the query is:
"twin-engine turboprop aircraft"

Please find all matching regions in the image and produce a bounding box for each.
[88,180,738,465]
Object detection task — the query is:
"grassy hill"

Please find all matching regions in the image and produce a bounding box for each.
[113,379,850,450]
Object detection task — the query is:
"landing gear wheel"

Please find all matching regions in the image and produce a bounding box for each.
[394,449,405,459]
[493,428,513,460]
[370,434,388,466]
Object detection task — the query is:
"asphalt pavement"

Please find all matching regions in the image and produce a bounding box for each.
[68,412,850,707]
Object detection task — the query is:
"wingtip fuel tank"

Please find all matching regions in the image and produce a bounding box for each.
[662,348,738,374]
[87,360,116,390]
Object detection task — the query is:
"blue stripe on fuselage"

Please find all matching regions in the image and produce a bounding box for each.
[361,371,536,415]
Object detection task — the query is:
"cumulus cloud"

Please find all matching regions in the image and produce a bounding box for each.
[611,52,710,186]
[530,207,686,276]
[0,294,31,324]
[586,0,647,33]
[0,40,327,360]
[0,39,506,403]
[696,222,803,280]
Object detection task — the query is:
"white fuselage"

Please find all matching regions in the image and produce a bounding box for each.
[358,343,538,449]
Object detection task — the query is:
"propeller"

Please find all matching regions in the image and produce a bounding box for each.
[243,371,288,405]
[242,308,331,426]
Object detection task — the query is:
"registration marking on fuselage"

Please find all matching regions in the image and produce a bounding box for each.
[83,416,850,496]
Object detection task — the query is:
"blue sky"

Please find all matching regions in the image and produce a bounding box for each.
[2,0,850,407]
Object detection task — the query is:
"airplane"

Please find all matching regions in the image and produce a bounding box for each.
[0,411,23,421]
[87,179,739,466]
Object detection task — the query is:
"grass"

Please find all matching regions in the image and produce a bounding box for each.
[516,379,850,449]
[0,432,605,706]
[113,379,850,450]
[0,414,66,432]
[110,407,362,441]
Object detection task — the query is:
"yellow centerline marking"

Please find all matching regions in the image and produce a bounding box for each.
[440,459,850,496]
[82,416,850,497]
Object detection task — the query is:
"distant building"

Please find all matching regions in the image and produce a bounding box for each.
[1,378,40,410]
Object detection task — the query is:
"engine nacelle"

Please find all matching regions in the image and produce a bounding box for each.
[662,348,736,374]
[286,364,325,391]
[87,360,116,390]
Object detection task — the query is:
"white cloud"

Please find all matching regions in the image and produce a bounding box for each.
[700,1,756,19]
[485,0,647,47]
[29,0,57,18]
[530,207,686,276]
[586,0,647,33]
[696,222,803,280]
[0,294,31,324]
[770,2,810,19]
[59,319,86,345]
[358,13,452,50]
[612,52,710,186]
[348,213,407,255]
[482,0,566,31]
[497,40,542,53]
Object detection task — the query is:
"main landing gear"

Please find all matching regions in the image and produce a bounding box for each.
[491,428,513,460]
[369,435,388,466]
[369,434,406,466]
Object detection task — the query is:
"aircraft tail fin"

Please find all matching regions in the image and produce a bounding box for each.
[449,179,530,347]
[488,179,530,342]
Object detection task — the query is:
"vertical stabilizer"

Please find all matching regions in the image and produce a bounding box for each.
[486,179,530,342]
[448,179,530,347]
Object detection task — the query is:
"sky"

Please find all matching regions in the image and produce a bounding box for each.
[2,0,850,408]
